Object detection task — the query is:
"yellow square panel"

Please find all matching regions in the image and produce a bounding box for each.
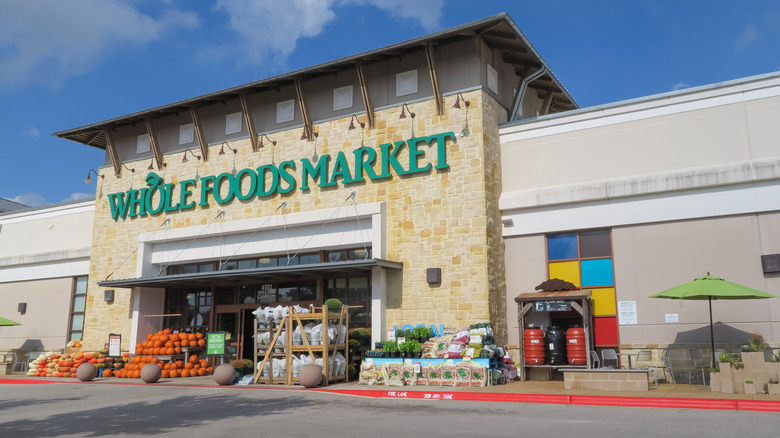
[548,261,580,287]
[591,288,616,316]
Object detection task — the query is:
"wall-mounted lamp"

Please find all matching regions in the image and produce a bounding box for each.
[258,134,276,149]
[84,169,104,183]
[398,103,415,120]
[426,268,442,284]
[17,302,27,314]
[115,163,135,177]
[181,149,201,163]
[452,92,471,109]
[348,114,365,131]
[147,160,167,170]
[104,289,115,303]
[218,141,237,155]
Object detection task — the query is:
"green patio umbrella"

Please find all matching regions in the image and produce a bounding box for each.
[650,274,776,367]
[0,317,22,326]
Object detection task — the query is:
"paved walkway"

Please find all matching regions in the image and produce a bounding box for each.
[2,373,779,412]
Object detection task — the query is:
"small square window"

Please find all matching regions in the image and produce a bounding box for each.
[487,64,498,94]
[225,112,243,135]
[276,99,295,123]
[333,85,353,111]
[396,69,418,97]
[137,134,151,154]
[179,123,194,144]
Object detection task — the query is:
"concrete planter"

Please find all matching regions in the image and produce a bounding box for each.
[741,352,765,364]
[709,372,721,392]
[744,382,757,395]
[769,383,780,395]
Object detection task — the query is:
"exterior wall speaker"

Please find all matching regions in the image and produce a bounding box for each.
[104,289,115,302]
[426,267,442,284]
[761,254,780,274]
[18,302,27,314]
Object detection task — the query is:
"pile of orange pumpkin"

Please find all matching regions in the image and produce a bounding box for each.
[109,353,214,378]
[135,329,206,356]
[27,350,126,377]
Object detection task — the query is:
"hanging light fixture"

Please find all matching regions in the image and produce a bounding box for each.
[182,149,201,163]
[301,127,309,140]
[452,92,470,109]
[147,159,167,170]
[258,134,276,149]
[115,163,135,177]
[84,169,103,184]
[218,141,237,155]
[348,114,365,131]
[398,103,415,120]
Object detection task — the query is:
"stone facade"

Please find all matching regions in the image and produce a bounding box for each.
[83,90,509,351]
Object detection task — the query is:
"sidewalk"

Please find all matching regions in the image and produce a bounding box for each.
[2,373,779,412]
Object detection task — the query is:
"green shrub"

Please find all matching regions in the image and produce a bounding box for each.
[323,298,342,312]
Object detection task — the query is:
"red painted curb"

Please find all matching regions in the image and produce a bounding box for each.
[570,395,738,410]
[0,378,56,385]
[320,388,571,405]
[735,400,780,412]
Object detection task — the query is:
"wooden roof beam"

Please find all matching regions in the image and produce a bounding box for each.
[356,61,375,129]
[424,42,444,116]
[189,106,209,161]
[239,91,259,152]
[295,78,314,141]
[144,118,164,170]
[104,129,121,176]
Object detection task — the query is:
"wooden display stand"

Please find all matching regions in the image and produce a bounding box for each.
[253,306,349,386]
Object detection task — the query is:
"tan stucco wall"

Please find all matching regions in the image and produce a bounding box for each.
[84,90,508,350]
[501,94,780,192]
[0,278,73,350]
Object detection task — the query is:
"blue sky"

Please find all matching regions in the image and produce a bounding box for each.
[1,0,779,207]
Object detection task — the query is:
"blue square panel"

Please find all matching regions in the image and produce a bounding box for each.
[581,258,614,287]
[547,233,578,260]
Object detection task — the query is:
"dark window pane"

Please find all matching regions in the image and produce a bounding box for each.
[328,251,347,262]
[238,260,255,270]
[257,283,277,303]
[299,281,317,301]
[215,287,235,305]
[220,261,238,271]
[580,230,612,258]
[278,282,296,302]
[182,265,197,274]
[238,286,256,304]
[547,233,578,260]
[284,256,299,266]
[349,249,370,260]
[299,254,319,265]
[199,263,214,273]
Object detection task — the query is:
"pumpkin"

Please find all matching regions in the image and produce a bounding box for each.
[161,370,170,378]
[103,369,113,377]
[197,339,206,347]
[166,347,175,355]
[189,354,199,363]
[180,370,190,377]
[181,339,189,347]
[169,370,179,378]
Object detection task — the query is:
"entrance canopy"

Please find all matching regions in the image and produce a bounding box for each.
[98,258,403,289]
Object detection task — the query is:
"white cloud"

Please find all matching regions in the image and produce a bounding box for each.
[735,23,758,48]
[25,127,40,137]
[0,0,198,89]
[11,192,47,207]
[672,81,690,91]
[213,0,445,65]
[62,192,93,203]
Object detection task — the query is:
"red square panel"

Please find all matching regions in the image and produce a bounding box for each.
[593,316,618,346]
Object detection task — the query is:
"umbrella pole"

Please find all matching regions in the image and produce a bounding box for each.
[709,297,716,368]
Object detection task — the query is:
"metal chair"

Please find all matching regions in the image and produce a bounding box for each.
[688,349,708,386]
[634,350,659,388]
[601,349,619,368]
[11,350,28,373]
[590,351,600,369]
[660,349,675,384]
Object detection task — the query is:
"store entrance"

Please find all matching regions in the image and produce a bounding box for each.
[215,306,258,362]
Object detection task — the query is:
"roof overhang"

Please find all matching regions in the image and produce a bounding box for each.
[54,13,577,150]
[98,258,403,289]
[514,290,592,303]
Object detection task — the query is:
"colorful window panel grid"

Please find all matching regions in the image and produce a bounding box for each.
[546,230,618,347]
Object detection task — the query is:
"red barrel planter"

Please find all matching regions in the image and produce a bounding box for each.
[524,328,545,365]
[566,327,587,365]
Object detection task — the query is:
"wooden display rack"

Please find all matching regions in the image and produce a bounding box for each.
[253,306,350,386]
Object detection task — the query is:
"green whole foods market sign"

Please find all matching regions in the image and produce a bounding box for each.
[107,132,455,220]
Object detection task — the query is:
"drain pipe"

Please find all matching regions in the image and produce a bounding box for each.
[510,66,549,121]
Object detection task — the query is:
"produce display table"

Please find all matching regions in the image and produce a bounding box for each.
[366,358,490,367]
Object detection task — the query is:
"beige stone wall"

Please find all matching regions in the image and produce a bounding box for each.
[84,90,507,351]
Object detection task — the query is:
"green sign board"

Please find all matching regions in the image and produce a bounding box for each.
[106,131,456,220]
[206,332,226,356]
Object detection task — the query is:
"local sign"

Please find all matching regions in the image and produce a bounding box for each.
[107,132,455,220]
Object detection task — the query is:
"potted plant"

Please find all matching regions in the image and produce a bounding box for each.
[230,359,253,377]
[398,340,410,358]
[348,339,361,357]
[741,332,768,364]
[412,326,432,343]
[709,367,721,392]
[383,340,398,358]
[324,298,342,313]
[744,378,756,394]
[767,376,780,394]
[411,340,423,358]
[349,328,371,347]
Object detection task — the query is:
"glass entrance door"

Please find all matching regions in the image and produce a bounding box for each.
[216,312,239,362]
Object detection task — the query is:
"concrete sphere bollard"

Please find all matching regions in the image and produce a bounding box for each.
[299,364,322,388]
[213,363,237,385]
[76,363,98,382]
[141,363,162,383]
